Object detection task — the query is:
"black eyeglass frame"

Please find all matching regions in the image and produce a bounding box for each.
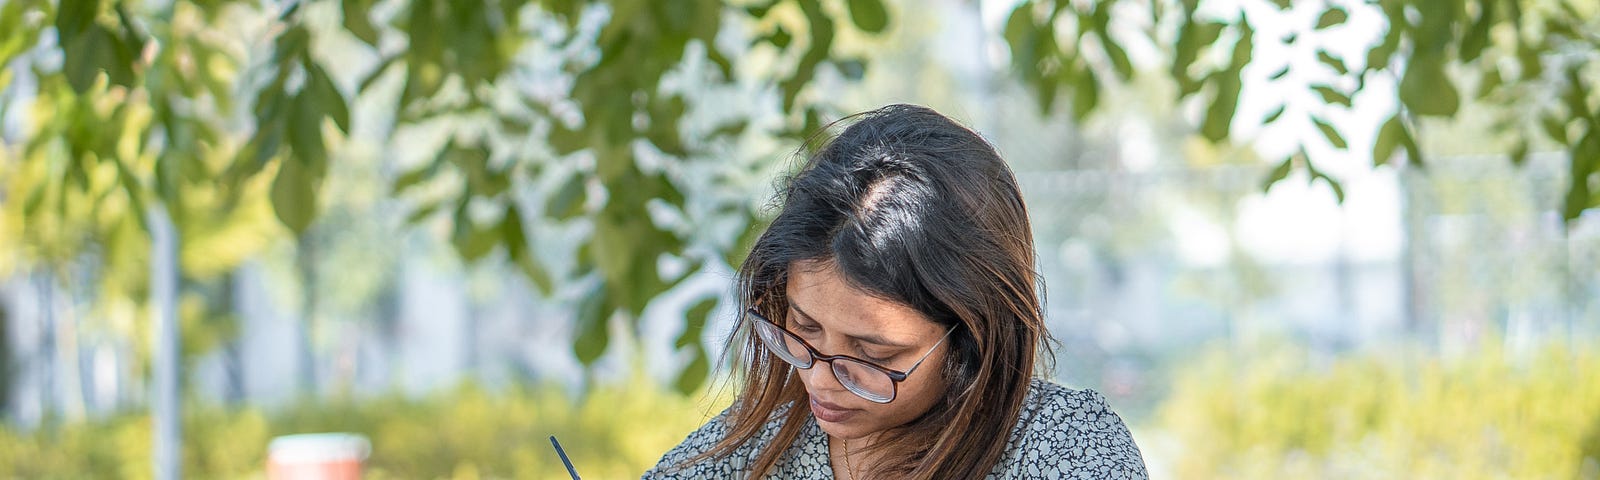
[746,308,956,404]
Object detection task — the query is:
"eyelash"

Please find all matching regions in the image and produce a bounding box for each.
[792,323,891,363]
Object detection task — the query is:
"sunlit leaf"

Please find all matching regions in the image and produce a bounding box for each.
[1459,0,1494,62]
[574,285,612,365]
[1315,8,1347,29]
[1509,138,1529,166]
[450,202,498,262]
[1073,68,1099,121]
[1399,54,1459,117]
[1312,85,1352,107]
[674,348,709,395]
[1262,104,1286,124]
[1267,64,1290,80]
[1261,156,1293,192]
[503,205,552,294]
[1541,116,1569,144]
[270,158,318,234]
[1373,114,1404,166]
[1316,171,1345,203]
[546,175,587,220]
[1316,50,1347,75]
[1312,116,1348,149]
[1201,72,1240,142]
[846,0,888,33]
[305,65,350,134]
[342,0,381,45]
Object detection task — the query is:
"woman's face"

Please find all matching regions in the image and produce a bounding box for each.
[783,259,952,441]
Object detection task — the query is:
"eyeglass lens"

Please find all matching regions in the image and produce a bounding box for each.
[752,316,896,403]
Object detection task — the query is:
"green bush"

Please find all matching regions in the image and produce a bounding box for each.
[0,377,730,479]
[1156,339,1600,479]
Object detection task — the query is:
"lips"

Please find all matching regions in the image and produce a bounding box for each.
[810,397,860,423]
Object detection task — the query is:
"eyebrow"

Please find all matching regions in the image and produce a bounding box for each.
[789,303,916,348]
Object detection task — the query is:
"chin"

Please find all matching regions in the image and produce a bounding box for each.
[815,418,874,439]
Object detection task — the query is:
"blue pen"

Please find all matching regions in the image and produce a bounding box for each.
[549,435,582,480]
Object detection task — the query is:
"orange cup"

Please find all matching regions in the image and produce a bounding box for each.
[267,433,371,480]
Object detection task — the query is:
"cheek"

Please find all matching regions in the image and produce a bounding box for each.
[891,354,950,407]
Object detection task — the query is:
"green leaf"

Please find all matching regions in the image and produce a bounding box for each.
[1398,116,1423,168]
[1315,8,1347,29]
[846,0,888,34]
[270,157,319,234]
[502,205,553,295]
[766,26,792,49]
[450,202,499,262]
[1541,116,1569,144]
[1312,85,1352,107]
[391,167,434,195]
[1072,68,1099,121]
[1509,138,1529,166]
[1262,156,1293,192]
[1459,0,1495,63]
[574,286,612,365]
[674,348,710,395]
[677,297,717,349]
[1312,117,1348,149]
[1316,50,1347,75]
[1316,172,1346,203]
[1201,72,1241,142]
[590,215,636,300]
[403,201,443,224]
[723,211,768,269]
[834,59,866,81]
[548,124,588,155]
[745,1,777,18]
[55,0,100,39]
[1398,54,1459,117]
[1034,70,1059,114]
[1366,15,1401,70]
[546,176,587,220]
[342,0,381,45]
[63,25,131,93]
[1477,66,1503,99]
[780,0,834,111]
[1101,34,1134,80]
[305,65,350,134]
[1267,65,1290,80]
[1262,104,1286,124]
[288,90,328,171]
[1516,43,1543,80]
[1373,114,1404,166]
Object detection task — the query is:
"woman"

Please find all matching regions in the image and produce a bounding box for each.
[643,105,1146,479]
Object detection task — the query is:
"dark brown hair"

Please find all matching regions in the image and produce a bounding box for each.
[686,104,1052,478]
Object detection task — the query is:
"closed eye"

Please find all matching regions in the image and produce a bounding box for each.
[860,352,893,364]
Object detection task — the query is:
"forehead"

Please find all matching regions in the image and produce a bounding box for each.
[784,260,939,335]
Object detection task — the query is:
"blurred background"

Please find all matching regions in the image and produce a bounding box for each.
[2,0,1599,478]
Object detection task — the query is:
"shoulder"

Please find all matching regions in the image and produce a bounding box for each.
[992,378,1148,479]
[641,402,800,479]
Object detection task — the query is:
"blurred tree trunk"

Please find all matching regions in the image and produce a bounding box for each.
[38,273,54,425]
[297,234,318,397]
[0,297,11,418]
[222,271,246,404]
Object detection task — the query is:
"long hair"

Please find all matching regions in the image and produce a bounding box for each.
[690,104,1052,478]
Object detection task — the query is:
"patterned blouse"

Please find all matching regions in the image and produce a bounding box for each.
[642,377,1148,479]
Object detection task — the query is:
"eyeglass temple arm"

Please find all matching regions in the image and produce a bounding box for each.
[901,326,957,375]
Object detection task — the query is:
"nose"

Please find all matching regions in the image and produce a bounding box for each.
[798,356,848,393]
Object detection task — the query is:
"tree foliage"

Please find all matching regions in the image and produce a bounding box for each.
[1,0,889,394]
[4,0,1595,397]
[1003,0,1600,218]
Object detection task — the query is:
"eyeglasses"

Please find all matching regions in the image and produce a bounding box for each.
[747,308,955,404]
